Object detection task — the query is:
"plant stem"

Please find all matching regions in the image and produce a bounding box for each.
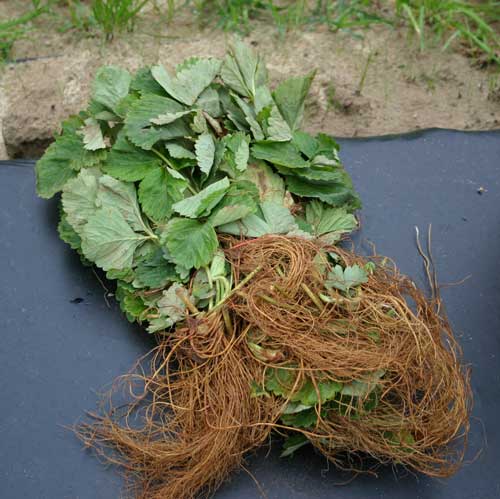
[208,265,263,313]
[176,288,199,315]
[222,307,233,335]
[301,283,324,312]
[152,147,197,195]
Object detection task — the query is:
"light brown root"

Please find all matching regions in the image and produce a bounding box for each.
[78,235,471,498]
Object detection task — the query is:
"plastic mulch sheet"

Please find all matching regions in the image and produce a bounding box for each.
[1,129,499,499]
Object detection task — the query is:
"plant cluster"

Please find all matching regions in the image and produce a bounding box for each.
[36,39,360,333]
[0,1,48,63]
[36,41,471,499]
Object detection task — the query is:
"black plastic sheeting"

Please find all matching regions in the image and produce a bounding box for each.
[1,129,499,499]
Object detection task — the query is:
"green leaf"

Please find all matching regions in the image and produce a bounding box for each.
[130,67,166,96]
[107,268,135,283]
[80,117,106,150]
[102,132,160,181]
[218,200,297,237]
[166,141,196,160]
[133,248,177,289]
[88,100,119,121]
[61,168,100,235]
[219,88,248,132]
[195,133,215,175]
[272,72,315,131]
[196,86,221,116]
[255,85,273,113]
[290,378,342,406]
[210,250,227,278]
[96,175,147,233]
[173,177,230,219]
[266,105,293,141]
[282,401,313,414]
[285,175,360,207]
[209,180,258,227]
[250,380,269,398]
[316,133,341,160]
[325,264,368,292]
[220,39,268,100]
[162,218,219,270]
[225,132,250,172]
[150,109,193,125]
[292,131,318,159]
[151,58,221,106]
[251,141,309,169]
[260,201,298,234]
[81,207,150,271]
[265,368,296,397]
[124,94,191,150]
[91,66,132,115]
[232,94,264,140]
[138,167,188,222]
[281,407,318,429]
[58,211,82,251]
[276,163,347,184]
[192,269,215,301]
[305,200,358,240]
[341,370,385,397]
[281,434,310,458]
[115,281,146,322]
[35,124,106,199]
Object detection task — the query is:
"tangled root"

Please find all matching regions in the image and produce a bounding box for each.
[78,236,471,498]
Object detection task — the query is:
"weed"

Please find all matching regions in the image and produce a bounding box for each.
[193,0,268,33]
[310,0,391,36]
[0,1,49,63]
[396,0,500,65]
[356,49,375,94]
[58,0,152,40]
[92,0,152,40]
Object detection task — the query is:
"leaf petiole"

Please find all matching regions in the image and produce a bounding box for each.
[152,147,198,195]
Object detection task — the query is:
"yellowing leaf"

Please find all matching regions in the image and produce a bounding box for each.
[80,118,107,151]
[157,283,193,325]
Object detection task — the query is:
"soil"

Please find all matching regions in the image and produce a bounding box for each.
[1,1,499,159]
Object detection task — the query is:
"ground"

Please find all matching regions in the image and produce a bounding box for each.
[1,1,499,159]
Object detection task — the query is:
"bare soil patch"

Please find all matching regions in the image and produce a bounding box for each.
[1,2,499,158]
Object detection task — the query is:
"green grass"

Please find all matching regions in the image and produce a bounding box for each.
[190,0,499,66]
[0,1,49,62]
[396,1,500,64]
[3,1,499,67]
[59,0,152,40]
[192,0,391,35]
[91,0,152,40]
